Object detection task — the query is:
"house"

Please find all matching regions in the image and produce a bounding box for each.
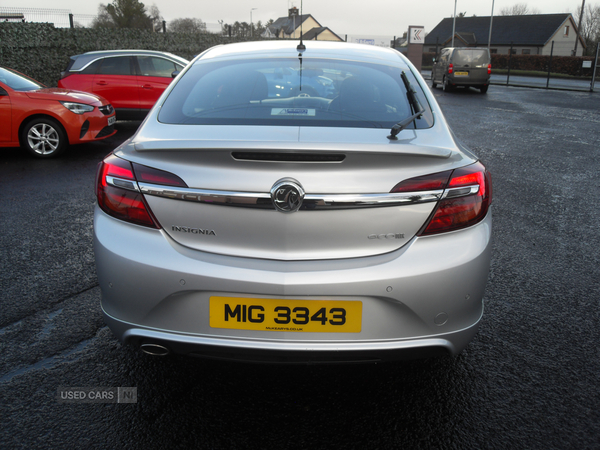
[265,7,343,41]
[425,14,586,56]
[301,26,343,42]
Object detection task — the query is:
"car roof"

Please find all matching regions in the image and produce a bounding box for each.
[68,50,189,72]
[195,40,410,67]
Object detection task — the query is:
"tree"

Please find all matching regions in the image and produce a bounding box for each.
[221,21,251,37]
[499,3,540,16]
[169,18,207,33]
[91,4,116,28]
[221,18,274,37]
[148,3,163,32]
[574,3,600,55]
[92,0,154,29]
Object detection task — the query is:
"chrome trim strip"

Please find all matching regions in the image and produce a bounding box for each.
[441,185,480,199]
[137,182,444,210]
[106,176,140,192]
[108,179,480,210]
[302,192,443,208]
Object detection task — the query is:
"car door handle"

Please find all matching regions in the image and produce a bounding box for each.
[142,84,153,89]
[96,81,108,85]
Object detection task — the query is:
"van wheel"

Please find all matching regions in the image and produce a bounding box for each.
[443,77,452,92]
[431,73,437,89]
[480,85,489,94]
[21,118,67,158]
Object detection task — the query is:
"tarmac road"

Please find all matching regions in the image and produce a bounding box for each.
[1,85,599,449]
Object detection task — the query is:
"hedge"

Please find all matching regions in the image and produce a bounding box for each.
[422,51,594,77]
[490,53,594,76]
[0,22,265,86]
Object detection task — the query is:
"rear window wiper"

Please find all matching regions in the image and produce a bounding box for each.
[388,71,424,140]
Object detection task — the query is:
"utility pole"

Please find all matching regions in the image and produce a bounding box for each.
[250,8,257,37]
[574,0,585,56]
[488,0,495,49]
[452,0,457,47]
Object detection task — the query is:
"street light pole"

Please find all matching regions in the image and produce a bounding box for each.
[488,0,495,49]
[452,0,457,47]
[574,0,585,56]
[250,8,258,37]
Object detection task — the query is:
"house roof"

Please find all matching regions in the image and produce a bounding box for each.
[301,26,343,41]
[455,32,477,45]
[268,14,319,36]
[425,14,578,47]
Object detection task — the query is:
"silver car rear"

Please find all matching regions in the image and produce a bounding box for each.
[93,41,492,363]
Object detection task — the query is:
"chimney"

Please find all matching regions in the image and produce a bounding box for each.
[289,7,299,17]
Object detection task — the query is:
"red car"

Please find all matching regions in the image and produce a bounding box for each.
[58,50,189,120]
[0,67,117,158]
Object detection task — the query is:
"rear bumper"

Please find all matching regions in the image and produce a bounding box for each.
[103,311,482,363]
[94,206,492,363]
[448,76,490,87]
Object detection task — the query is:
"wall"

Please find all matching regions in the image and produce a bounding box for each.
[287,17,320,39]
[543,18,584,56]
[313,29,342,42]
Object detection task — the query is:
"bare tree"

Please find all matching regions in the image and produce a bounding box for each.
[574,3,600,55]
[499,3,541,15]
[168,18,207,33]
[91,4,116,28]
[148,3,163,32]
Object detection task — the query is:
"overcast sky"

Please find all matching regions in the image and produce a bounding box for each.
[11,0,582,37]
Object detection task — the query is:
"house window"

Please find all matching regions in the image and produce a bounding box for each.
[490,49,497,54]
[510,49,517,55]
[522,49,531,55]
[564,26,569,36]
[429,48,437,53]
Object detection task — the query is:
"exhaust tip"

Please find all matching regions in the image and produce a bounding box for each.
[140,343,170,356]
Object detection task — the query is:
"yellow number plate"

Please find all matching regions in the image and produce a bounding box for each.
[210,297,362,333]
[454,71,469,76]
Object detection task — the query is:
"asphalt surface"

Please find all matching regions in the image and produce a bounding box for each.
[1,85,600,449]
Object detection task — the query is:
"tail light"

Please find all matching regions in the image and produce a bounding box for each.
[391,162,492,236]
[448,63,454,75]
[96,154,187,228]
[487,64,492,75]
[391,170,452,193]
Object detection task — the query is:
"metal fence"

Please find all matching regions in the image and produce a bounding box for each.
[0,6,223,32]
[1,7,75,28]
[497,41,600,92]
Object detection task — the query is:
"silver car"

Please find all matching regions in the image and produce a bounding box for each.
[94,41,492,363]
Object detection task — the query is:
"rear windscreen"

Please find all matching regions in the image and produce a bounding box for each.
[158,57,433,129]
[452,50,489,67]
